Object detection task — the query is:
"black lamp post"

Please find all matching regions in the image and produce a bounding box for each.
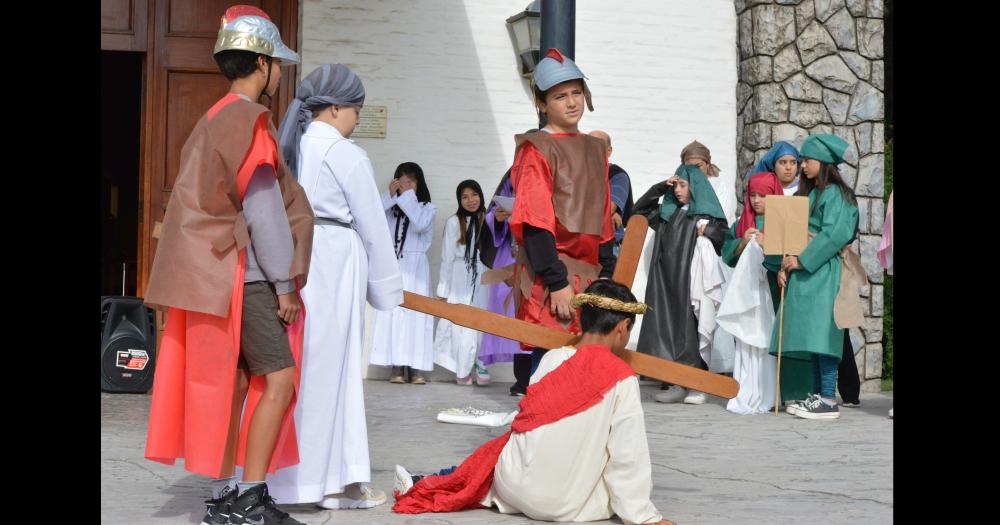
[508,0,576,129]
[540,0,575,61]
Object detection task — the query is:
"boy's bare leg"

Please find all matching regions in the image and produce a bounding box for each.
[241,366,296,481]
[220,368,251,477]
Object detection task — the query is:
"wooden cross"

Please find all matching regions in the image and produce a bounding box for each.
[401,215,739,399]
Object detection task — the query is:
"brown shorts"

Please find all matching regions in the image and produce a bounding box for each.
[238,281,295,376]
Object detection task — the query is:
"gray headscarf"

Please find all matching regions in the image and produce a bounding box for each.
[277,63,366,176]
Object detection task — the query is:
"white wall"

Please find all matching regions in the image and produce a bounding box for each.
[300,0,738,378]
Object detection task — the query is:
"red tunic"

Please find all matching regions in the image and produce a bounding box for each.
[144,93,305,478]
[509,136,614,338]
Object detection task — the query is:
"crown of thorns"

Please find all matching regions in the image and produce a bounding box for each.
[571,293,649,314]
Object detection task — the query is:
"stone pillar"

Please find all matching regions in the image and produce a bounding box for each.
[734,0,885,393]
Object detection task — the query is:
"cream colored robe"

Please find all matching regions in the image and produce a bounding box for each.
[481,347,663,525]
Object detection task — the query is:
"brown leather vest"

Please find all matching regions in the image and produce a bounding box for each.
[514,132,608,236]
[144,99,313,317]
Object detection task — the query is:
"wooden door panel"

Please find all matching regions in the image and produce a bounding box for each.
[138,0,297,298]
[102,0,132,32]
[168,0,265,36]
[164,72,232,190]
[101,0,148,51]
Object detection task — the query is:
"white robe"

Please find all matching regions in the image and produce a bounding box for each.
[370,188,437,370]
[716,239,778,415]
[708,175,738,226]
[433,215,489,377]
[703,179,739,372]
[710,259,738,374]
[267,121,403,502]
[690,235,726,369]
[482,347,663,525]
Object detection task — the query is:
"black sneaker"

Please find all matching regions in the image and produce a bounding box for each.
[200,485,237,525]
[509,383,526,397]
[841,400,861,408]
[229,484,304,525]
[792,396,840,420]
[785,395,811,415]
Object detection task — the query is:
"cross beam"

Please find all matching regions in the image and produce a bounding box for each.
[401,215,739,399]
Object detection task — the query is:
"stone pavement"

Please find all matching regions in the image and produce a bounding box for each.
[102,380,893,525]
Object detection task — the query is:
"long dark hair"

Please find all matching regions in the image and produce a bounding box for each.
[796,162,857,214]
[455,180,485,245]
[393,162,431,203]
[391,162,432,258]
[455,180,485,285]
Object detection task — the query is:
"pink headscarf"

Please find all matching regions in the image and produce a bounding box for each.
[737,172,783,238]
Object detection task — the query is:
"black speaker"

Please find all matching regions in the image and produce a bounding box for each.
[101,297,157,393]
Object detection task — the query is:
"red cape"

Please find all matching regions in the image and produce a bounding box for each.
[392,344,635,514]
[144,94,305,477]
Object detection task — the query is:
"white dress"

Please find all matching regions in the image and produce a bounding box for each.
[716,239,778,414]
[481,347,663,525]
[267,121,403,502]
[691,234,727,370]
[706,176,738,373]
[708,175,738,226]
[432,215,489,377]
[369,189,437,370]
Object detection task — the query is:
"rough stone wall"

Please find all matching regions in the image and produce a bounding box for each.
[734,0,885,393]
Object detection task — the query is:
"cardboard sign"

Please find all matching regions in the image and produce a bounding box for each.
[762,195,809,255]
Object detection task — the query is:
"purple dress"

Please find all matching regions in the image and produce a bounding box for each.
[478,177,523,365]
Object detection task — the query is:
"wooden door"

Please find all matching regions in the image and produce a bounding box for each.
[138,0,299,299]
[101,0,148,52]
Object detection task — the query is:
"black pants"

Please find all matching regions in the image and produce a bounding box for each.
[513,353,532,389]
[512,348,549,389]
[837,331,861,404]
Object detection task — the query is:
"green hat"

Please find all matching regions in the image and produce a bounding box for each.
[659,164,727,223]
[799,134,849,164]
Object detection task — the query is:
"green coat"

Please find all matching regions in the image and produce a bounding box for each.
[722,215,812,402]
[768,186,859,363]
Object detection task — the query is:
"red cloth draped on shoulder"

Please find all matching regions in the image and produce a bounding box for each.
[392,344,635,514]
[509,142,558,240]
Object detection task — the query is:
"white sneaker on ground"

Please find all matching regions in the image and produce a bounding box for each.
[318,483,386,509]
[785,395,812,415]
[393,465,414,496]
[683,390,707,405]
[888,408,893,419]
[654,385,687,404]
